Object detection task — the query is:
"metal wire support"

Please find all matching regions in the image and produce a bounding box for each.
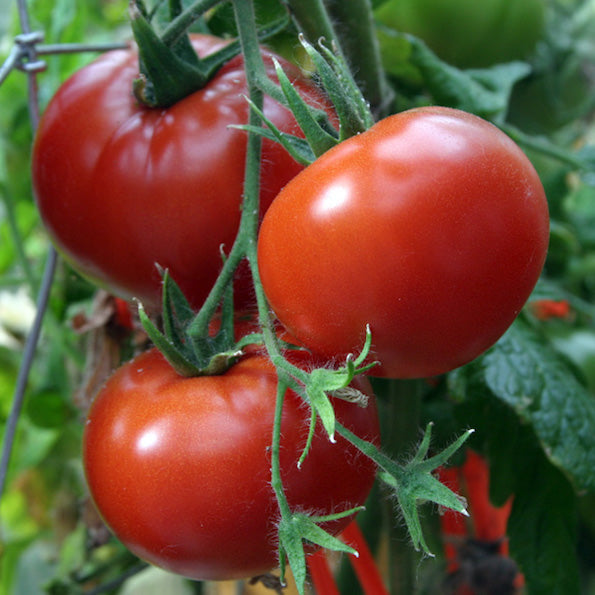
[1,3,157,591]
[0,0,129,504]
[0,0,55,503]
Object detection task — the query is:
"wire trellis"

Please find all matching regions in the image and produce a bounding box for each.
[0,0,127,504]
[0,3,158,593]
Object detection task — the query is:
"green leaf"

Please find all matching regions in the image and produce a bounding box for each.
[12,540,58,595]
[450,318,595,492]
[508,443,580,595]
[452,370,582,593]
[404,33,530,121]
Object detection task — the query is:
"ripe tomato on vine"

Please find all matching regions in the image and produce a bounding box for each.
[258,106,549,378]
[32,34,334,310]
[82,347,380,580]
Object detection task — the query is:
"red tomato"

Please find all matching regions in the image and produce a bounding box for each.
[82,348,379,580]
[32,35,333,309]
[257,107,549,378]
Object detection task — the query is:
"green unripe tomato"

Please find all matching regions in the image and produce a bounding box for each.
[375,0,545,69]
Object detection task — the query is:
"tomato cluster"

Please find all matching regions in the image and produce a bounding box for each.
[33,26,549,585]
[33,35,381,582]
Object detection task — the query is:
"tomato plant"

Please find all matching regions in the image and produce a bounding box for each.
[82,347,380,581]
[258,106,550,379]
[4,1,595,594]
[375,0,545,69]
[31,34,333,310]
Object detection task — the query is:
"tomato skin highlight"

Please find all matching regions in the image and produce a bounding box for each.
[82,348,379,580]
[32,35,332,310]
[257,107,549,379]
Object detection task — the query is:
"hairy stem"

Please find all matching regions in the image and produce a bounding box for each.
[160,0,222,46]
[186,0,265,338]
[324,0,391,116]
[284,0,339,48]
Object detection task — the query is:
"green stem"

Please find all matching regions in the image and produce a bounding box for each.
[323,0,391,117]
[186,238,246,339]
[377,380,422,595]
[160,0,222,46]
[284,0,339,48]
[270,379,294,520]
[229,0,313,389]
[224,4,304,537]
[186,0,266,339]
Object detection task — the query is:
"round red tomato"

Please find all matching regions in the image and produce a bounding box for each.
[257,106,549,379]
[32,35,333,309]
[82,347,379,580]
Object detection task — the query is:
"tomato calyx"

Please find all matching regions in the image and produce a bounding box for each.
[302,328,378,443]
[239,35,373,166]
[129,0,289,108]
[278,508,361,589]
[137,269,256,377]
[347,422,474,554]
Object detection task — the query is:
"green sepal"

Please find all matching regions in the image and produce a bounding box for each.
[130,0,208,108]
[235,332,264,350]
[315,38,375,132]
[161,267,195,347]
[166,0,203,65]
[305,381,337,442]
[201,348,243,376]
[303,325,376,444]
[130,0,291,109]
[137,269,245,377]
[231,120,317,166]
[139,299,243,377]
[272,57,339,157]
[298,35,372,139]
[278,511,359,595]
[137,301,202,377]
[297,408,317,469]
[238,32,381,162]
[379,423,473,554]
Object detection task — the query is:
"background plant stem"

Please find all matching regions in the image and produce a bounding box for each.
[161,0,221,45]
[283,0,339,49]
[376,378,423,594]
[324,0,391,117]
